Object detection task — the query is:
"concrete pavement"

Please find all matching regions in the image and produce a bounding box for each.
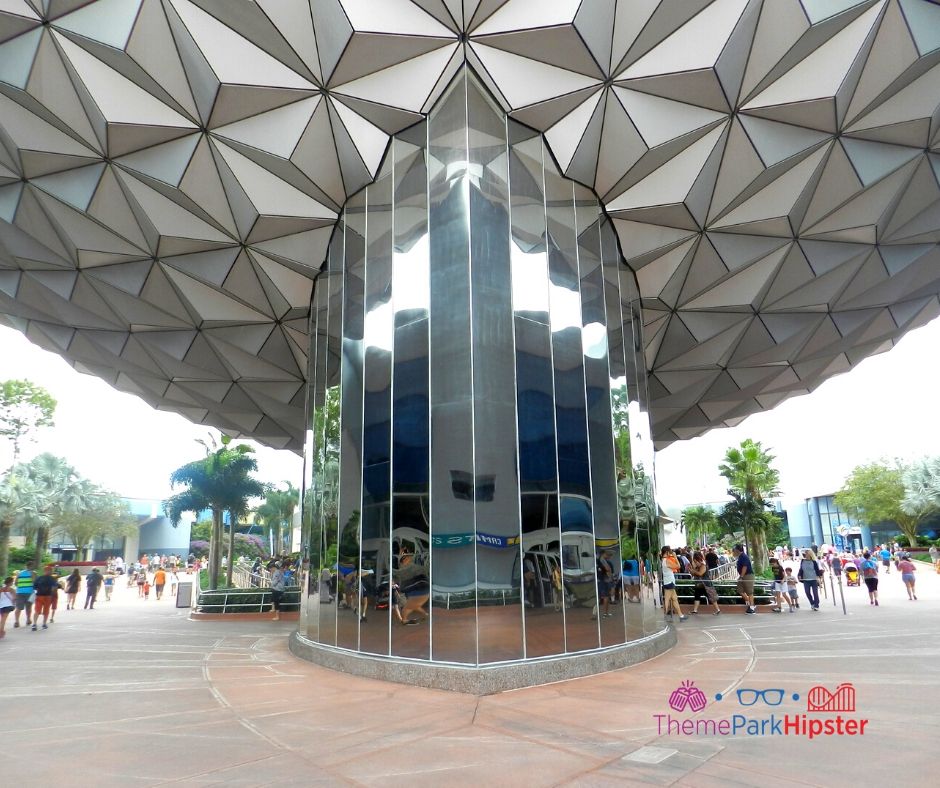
[3,563,938,786]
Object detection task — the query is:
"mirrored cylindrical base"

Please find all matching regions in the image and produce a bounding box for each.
[289,624,675,695]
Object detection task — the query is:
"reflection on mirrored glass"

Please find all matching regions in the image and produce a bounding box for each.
[467,75,523,665]
[391,133,431,660]
[299,65,668,666]
[428,72,477,664]
[336,199,365,651]
[359,167,393,657]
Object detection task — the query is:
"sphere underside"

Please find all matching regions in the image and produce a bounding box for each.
[0,1,937,449]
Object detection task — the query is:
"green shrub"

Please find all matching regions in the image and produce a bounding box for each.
[7,546,54,572]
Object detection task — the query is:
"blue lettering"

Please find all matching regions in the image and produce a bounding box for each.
[732,714,746,734]
[768,715,782,735]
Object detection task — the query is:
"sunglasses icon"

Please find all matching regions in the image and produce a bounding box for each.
[736,688,785,706]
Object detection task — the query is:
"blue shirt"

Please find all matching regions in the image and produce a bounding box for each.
[879,549,890,560]
[736,552,753,576]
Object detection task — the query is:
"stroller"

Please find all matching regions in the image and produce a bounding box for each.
[844,564,860,587]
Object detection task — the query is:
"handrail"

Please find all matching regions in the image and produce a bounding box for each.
[707,563,738,582]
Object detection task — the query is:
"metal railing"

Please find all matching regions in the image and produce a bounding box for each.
[707,562,738,582]
[196,587,301,614]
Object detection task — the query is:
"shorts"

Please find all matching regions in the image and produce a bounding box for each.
[623,576,640,586]
[737,576,755,596]
[14,594,32,611]
[34,596,52,617]
[882,560,890,567]
[773,581,787,594]
[788,589,798,599]
[271,589,283,611]
[1,605,13,614]
[901,573,915,584]
[864,577,879,592]
[662,587,679,608]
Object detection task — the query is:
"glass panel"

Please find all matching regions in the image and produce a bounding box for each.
[360,162,394,657]
[391,130,431,660]
[509,125,565,658]
[467,76,523,665]
[428,72,477,664]
[544,151,599,652]
[309,265,330,642]
[599,218,644,634]
[315,237,343,646]
[336,197,365,651]
[577,191,623,647]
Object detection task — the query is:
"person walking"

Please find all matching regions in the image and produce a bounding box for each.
[898,553,917,600]
[660,547,686,621]
[770,557,791,612]
[31,565,59,630]
[13,560,35,628]
[64,569,81,609]
[798,549,823,611]
[1,576,16,638]
[595,550,615,619]
[732,544,756,614]
[47,567,62,623]
[103,572,114,601]
[861,550,880,606]
[84,568,103,609]
[270,562,286,621]
[690,551,720,615]
[153,566,166,600]
[879,545,892,574]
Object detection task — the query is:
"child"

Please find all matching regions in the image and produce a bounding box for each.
[170,570,179,597]
[769,558,789,612]
[1,576,15,639]
[785,567,799,611]
[104,572,114,601]
[143,577,151,600]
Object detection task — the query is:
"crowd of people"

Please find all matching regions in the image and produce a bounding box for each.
[1,561,110,636]
[0,553,197,638]
[655,540,930,622]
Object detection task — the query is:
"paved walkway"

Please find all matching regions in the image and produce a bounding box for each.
[4,564,938,786]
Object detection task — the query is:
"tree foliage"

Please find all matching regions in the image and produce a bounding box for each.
[255,483,299,555]
[53,487,136,560]
[18,454,88,566]
[835,459,940,548]
[164,435,266,590]
[680,505,720,546]
[719,439,781,573]
[0,379,56,464]
[902,457,940,519]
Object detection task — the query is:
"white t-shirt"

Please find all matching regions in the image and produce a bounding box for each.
[661,564,676,586]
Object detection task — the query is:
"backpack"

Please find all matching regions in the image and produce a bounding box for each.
[862,560,877,579]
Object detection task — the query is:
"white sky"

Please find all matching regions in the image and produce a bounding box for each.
[0,325,304,501]
[1,315,939,511]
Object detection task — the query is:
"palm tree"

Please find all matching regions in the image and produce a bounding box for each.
[719,439,780,573]
[0,467,42,577]
[255,484,300,556]
[164,436,266,590]
[902,457,940,538]
[18,454,88,566]
[680,505,719,547]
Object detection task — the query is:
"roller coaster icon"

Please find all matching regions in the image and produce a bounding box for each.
[807,683,856,713]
